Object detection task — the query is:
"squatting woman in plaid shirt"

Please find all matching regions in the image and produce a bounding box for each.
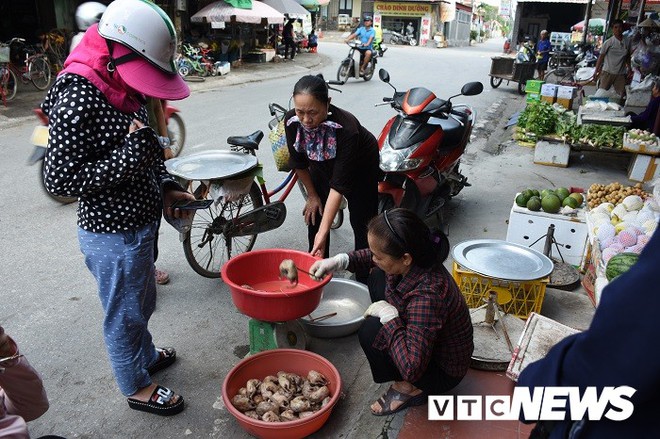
[309,208,473,416]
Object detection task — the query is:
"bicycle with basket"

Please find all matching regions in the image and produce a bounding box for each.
[164,93,346,278]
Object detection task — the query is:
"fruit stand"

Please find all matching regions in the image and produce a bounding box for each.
[507,189,588,266]
[581,183,658,306]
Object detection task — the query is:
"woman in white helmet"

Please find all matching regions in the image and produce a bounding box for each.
[42,0,193,416]
[70,1,107,52]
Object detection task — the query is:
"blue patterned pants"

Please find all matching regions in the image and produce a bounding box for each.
[78,223,160,396]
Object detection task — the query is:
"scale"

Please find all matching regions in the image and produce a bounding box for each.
[531,224,581,289]
[248,319,307,355]
[453,239,555,371]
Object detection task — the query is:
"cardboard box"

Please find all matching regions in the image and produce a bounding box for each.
[557,85,577,99]
[526,92,541,103]
[506,197,589,266]
[534,140,570,167]
[541,83,558,97]
[541,95,556,104]
[526,80,545,94]
[556,97,574,109]
[627,153,660,182]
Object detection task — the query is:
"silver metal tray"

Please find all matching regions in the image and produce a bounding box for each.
[452,239,554,281]
[165,150,258,180]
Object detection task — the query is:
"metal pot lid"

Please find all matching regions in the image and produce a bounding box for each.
[452,239,554,281]
[165,151,258,180]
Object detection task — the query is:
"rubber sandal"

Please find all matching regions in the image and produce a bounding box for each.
[155,269,170,285]
[371,386,427,416]
[127,385,184,416]
[147,347,176,375]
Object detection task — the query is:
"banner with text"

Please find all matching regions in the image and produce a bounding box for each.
[374,1,432,17]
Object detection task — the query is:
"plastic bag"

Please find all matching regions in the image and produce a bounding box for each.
[269,118,291,172]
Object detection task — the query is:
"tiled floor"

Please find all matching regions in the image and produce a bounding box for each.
[398,368,534,439]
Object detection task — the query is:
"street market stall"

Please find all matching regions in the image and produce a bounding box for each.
[191,0,285,63]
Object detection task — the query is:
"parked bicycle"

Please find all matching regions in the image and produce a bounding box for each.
[166,97,346,278]
[2,38,52,91]
[177,43,219,77]
[0,46,18,104]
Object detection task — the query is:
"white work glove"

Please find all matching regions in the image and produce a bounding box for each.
[309,253,349,281]
[363,300,399,324]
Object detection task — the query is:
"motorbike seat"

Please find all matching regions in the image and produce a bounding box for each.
[438,113,468,147]
[227,130,264,150]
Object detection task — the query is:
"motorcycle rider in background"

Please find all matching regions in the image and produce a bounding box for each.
[373,23,387,56]
[345,16,375,76]
[70,2,106,52]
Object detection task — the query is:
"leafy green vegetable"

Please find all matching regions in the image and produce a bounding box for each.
[517,101,558,136]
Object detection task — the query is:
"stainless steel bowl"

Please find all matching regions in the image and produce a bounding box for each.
[298,277,371,338]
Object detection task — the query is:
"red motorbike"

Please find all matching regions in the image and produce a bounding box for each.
[30,100,186,204]
[375,69,483,231]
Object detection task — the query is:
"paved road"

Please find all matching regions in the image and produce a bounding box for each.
[0,36,623,438]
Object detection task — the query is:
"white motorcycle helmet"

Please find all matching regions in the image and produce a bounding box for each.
[97,0,188,100]
[99,0,178,75]
[75,2,107,31]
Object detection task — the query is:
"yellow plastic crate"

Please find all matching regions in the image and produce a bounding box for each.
[452,262,548,319]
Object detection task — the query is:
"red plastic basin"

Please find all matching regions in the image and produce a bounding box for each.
[221,248,331,322]
[222,349,342,439]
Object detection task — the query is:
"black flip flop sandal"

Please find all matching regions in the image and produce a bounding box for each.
[127,385,184,416]
[147,347,176,375]
[371,386,427,416]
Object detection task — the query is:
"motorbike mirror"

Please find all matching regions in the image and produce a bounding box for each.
[461,82,484,96]
[379,69,390,83]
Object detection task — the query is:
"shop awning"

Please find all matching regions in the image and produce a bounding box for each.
[191,0,285,24]
[261,0,310,17]
[572,18,607,31]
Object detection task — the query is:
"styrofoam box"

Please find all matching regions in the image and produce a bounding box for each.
[627,153,660,182]
[541,83,558,97]
[506,198,589,266]
[557,85,577,99]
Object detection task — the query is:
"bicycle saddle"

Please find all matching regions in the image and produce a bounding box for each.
[227,130,264,150]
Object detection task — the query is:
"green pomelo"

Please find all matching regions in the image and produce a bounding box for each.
[540,189,555,199]
[516,193,530,207]
[526,197,542,211]
[522,189,534,199]
[569,192,584,205]
[555,187,570,201]
[562,196,580,208]
[541,194,562,213]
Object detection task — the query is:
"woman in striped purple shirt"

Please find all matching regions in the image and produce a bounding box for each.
[310,208,473,416]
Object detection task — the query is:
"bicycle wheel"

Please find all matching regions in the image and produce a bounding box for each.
[183,181,263,278]
[167,113,186,157]
[29,56,52,90]
[490,76,502,88]
[1,67,18,102]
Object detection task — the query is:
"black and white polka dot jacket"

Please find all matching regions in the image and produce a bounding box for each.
[42,74,177,233]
